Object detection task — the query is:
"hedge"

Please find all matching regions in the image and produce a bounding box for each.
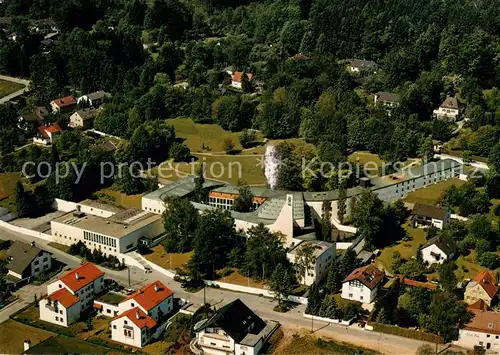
[370,322,444,343]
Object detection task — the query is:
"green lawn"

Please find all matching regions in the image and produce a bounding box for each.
[348,151,385,175]
[48,242,71,254]
[0,79,25,98]
[0,320,55,354]
[455,251,486,281]
[403,178,466,205]
[94,187,143,209]
[0,172,32,212]
[275,334,379,355]
[375,223,427,274]
[167,118,246,153]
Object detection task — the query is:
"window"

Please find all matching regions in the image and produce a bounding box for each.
[59,310,63,314]
[131,303,135,307]
[107,309,111,314]
[59,284,62,288]
[60,318,64,322]
[113,325,116,329]
[124,329,133,338]
[34,268,39,272]
[349,293,353,298]
[360,296,364,300]
[124,320,128,325]
[487,334,490,338]
[43,257,48,262]
[34,260,39,265]
[55,316,59,321]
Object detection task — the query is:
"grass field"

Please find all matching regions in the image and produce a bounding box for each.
[25,335,111,354]
[144,245,193,271]
[167,118,247,152]
[0,320,55,354]
[0,79,25,98]
[375,223,427,274]
[216,268,266,289]
[48,242,71,254]
[455,251,486,281]
[274,333,379,355]
[403,178,466,205]
[0,172,24,211]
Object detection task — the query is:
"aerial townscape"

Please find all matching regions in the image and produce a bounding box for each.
[0,0,499,354]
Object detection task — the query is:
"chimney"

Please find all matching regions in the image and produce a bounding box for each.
[75,272,79,280]
[24,340,31,351]
[154,284,159,292]
[136,311,140,319]
[31,241,36,247]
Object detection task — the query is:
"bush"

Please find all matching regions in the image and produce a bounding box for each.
[218,267,234,278]
[170,142,191,162]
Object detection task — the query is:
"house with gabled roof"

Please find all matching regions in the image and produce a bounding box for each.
[77,91,111,107]
[454,300,500,352]
[433,95,460,122]
[40,262,105,327]
[231,71,254,89]
[341,264,385,303]
[412,203,450,230]
[374,91,401,108]
[34,123,62,145]
[193,299,279,355]
[421,235,455,265]
[50,96,76,113]
[465,270,499,307]
[349,59,378,73]
[6,241,52,280]
[110,280,174,348]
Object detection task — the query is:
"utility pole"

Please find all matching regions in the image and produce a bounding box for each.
[203,284,206,305]
[128,266,131,287]
[311,314,314,333]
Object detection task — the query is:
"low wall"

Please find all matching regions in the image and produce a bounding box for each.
[331,217,358,234]
[52,198,77,212]
[121,253,146,270]
[336,242,353,250]
[370,322,444,343]
[451,214,468,221]
[303,313,354,325]
[0,220,52,242]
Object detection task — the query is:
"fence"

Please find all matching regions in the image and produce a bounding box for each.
[370,322,444,343]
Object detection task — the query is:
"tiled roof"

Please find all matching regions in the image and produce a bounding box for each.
[472,270,498,299]
[350,59,378,70]
[440,96,459,110]
[58,262,104,292]
[423,235,455,256]
[6,241,47,276]
[122,281,173,311]
[466,304,500,335]
[38,123,62,138]
[343,264,385,290]
[376,91,401,103]
[51,96,76,107]
[412,203,448,219]
[113,307,157,329]
[232,71,253,83]
[46,288,79,308]
[403,278,438,290]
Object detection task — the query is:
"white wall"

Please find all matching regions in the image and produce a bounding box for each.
[341,281,377,303]
[39,299,80,327]
[454,329,500,351]
[52,198,118,218]
[95,301,120,317]
[30,251,52,277]
[118,299,148,315]
[197,328,235,355]
[148,295,174,321]
[141,197,165,215]
[0,220,52,241]
[111,316,147,348]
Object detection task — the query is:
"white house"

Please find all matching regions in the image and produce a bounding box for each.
[6,241,52,280]
[287,241,335,286]
[77,91,110,107]
[412,203,450,230]
[39,262,104,327]
[374,91,400,108]
[111,281,174,348]
[454,300,500,352]
[193,299,279,355]
[68,108,100,129]
[433,96,460,122]
[50,96,76,113]
[110,308,157,348]
[341,264,385,303]
[421,235,455,265]
[34,123,62,145]
[349,59,378,73]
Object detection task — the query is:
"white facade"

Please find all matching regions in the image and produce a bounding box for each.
[422,244,449,265]
[287,242,335,286]
[94,300,120,317]
[110,316,152,348]
[39,298,80,327]
[433,106,460,121]
[7,250,51,280]
[341,280,378,303]
[118,294,174,322]
[196,326,264,355]
[47,275,104,310]
[454,329,500,352]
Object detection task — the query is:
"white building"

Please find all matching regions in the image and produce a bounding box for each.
[349,59,378,73]
[433,96,460,122]
[6,241,52,280]
[50,207,163,256]
[412,203,450,230]
[193,299,279,355]
[77,91,110,107]
[231,72,253,89]
[110,281,174,348]
[34,123,62,145]
[68,108,100,129]
[39,262,104,327]
[454,300,500,352]
[287,240,335,286]
[50,96,76,113]
[374,91,400,108]
[421,235,455,265]
[341,265,385,303]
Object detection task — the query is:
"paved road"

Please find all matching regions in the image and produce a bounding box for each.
[0,225,432,353]
[0,74,31,104]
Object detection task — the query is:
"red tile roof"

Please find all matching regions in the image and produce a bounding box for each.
[232,71,253,83]
[466,304,500,335]
[38,123,62,138]
[122,281,173,312]
[343,264,385,290]
[470,299,489,311]
[113,307,157,329]
[46,288,79,308]
[472,270,498,299]
[403,278,438,290]
[51,96,76,108]
[58,262,104,292]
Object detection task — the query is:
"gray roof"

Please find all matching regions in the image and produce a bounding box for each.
[0,207,9,216]
[86,91,111,101]
[143,176,223,201]
[376,91,401,103]
[424,235,455,256]
[440,96,459,110]
[74,108,100,121]
[351,59,378,70]
[7,241,49,275]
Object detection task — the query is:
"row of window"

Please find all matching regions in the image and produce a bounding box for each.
[83,240,117,253]
[54,316,64,323]
[84,231,117,248]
